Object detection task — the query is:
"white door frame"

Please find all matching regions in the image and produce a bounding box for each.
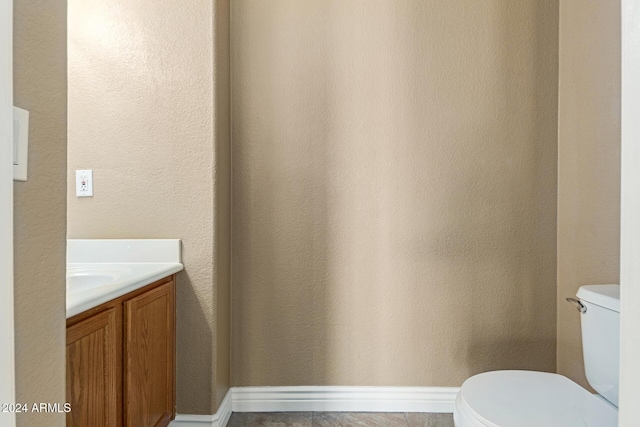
[0,0,16,426]
[619,1,640,425]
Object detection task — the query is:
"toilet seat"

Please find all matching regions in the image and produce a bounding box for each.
[454,370,617,427]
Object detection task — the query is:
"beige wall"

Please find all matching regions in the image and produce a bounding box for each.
[557,1,620,389]
[13,0,67,425]
[67,0,231,414]
[231,0,559,387]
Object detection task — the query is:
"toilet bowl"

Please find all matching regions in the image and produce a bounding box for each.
[453,370,617,427]
[454,285,620,427]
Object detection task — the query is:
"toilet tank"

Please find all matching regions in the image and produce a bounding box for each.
[577,284,620,407]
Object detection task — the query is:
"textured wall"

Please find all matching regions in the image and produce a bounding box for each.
[557,0,620,389]
[67,0,231,414]
[232,0,559,387]
[13,0,67,425]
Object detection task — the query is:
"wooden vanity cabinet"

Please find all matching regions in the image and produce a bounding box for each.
[66,276,176,427]
[66,305,122,427]
[124,281,175,427]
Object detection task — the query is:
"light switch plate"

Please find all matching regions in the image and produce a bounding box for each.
[13,107,29,181]
[76,170,93,197]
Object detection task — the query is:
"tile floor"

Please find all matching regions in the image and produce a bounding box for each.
[227,412,454,426]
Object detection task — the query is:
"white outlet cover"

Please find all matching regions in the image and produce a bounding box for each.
[76,170,93,197]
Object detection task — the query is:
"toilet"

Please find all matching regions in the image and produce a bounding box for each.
[454,284,620,427]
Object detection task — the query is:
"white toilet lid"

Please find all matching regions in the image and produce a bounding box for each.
[458,370,618,427]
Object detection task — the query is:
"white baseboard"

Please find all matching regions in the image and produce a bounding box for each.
[171,385,458,426]
[169,414,215,427]
[170,387,233,427]
[232,386,459,413]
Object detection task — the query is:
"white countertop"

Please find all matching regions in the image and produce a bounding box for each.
[66,240,184,318]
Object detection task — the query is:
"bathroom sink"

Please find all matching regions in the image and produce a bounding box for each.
[66,239,184,318]
[67,266,131,293]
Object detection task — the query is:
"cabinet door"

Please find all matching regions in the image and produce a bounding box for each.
[124,281,175,427]
[66,306,122,427]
